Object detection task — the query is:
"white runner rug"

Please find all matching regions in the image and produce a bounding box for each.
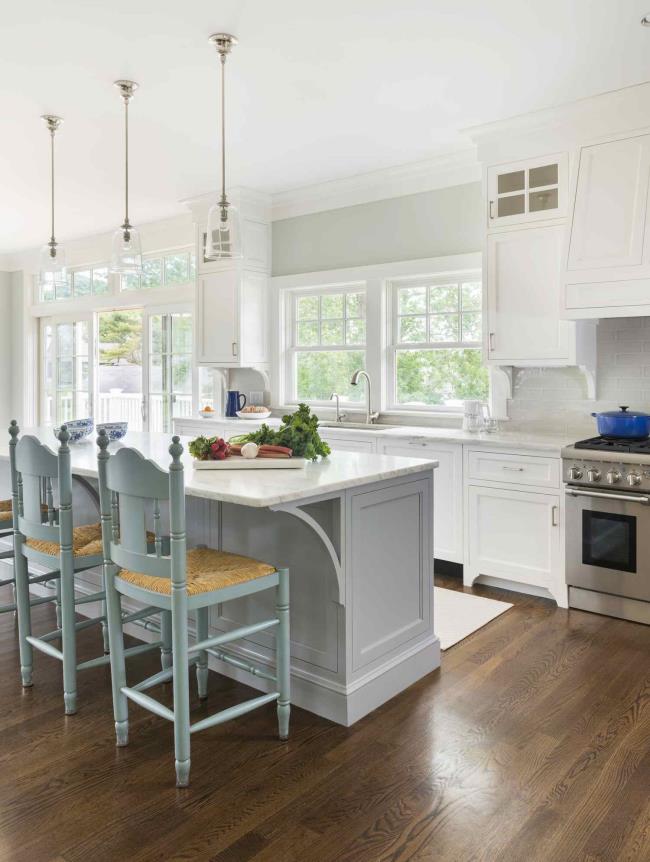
[434,586,513,650]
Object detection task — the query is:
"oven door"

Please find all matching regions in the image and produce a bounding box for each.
[565,487,650,601]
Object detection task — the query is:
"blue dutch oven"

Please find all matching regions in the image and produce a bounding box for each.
[591,406,650,439]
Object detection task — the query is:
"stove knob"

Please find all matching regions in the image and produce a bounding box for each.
[587,468,601,483]
[606,470,621,484]
[627,473,642,487]
[568,466,583,480]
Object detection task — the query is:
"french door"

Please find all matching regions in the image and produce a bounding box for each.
[41,304,194,433]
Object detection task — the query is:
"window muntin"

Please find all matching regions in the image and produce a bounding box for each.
[391,277,488,410]
[289,287,366,404]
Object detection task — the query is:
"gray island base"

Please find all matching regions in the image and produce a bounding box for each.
[0,430,439,726]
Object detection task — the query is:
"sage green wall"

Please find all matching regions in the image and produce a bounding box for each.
[271,182,482,276]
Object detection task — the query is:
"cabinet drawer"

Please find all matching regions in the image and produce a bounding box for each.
[468,450,560,489]
[321,435,376,454]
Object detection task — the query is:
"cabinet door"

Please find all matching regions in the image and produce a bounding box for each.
[567,135,650,272]
[487,225,571,362]
[239,270,268,366]
[196,270,239,365]
[487,153,567,228]
[320,434,376,454]
[467,485,560,588]
[379,439,463,564]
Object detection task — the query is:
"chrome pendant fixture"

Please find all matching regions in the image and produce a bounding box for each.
[39,115,67,288]
[110,80,142,274]
[205,33,243,260]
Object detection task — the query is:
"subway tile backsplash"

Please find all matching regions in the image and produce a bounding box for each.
[507,317,650,436]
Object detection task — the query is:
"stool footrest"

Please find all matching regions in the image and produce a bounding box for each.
[27,570,61,586]
[189,618,278,655]
[26,636,63,662]
[74,590,105,606]
[190,692,279,735]
[40,614,106,643]
[206,647,276,683]
[121,686,175,722]
[132,657,199,693]
[121,606,159,625]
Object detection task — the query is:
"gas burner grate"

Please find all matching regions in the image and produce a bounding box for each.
[573,436,650,454]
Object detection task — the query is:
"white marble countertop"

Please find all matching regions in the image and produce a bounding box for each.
[178,415,571,455]
[0,428,437,509]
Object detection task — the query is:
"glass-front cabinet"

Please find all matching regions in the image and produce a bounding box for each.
[487,153,567,227]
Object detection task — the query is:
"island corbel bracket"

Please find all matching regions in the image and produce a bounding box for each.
[270,500,343,603]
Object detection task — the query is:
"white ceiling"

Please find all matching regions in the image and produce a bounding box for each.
[3,0,650,254]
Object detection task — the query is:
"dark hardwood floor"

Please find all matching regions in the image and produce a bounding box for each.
[1,575,649,862]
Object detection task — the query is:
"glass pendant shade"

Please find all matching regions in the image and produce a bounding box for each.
[205,202,243,260]
[39,242,67,287]
[110,225,143,274]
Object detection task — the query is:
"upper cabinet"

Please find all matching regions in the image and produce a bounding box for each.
[487,153,568,228]
[486,225,575,364]
[564,131,650,318]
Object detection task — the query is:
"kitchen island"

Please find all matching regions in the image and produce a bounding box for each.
[0,429,438,726]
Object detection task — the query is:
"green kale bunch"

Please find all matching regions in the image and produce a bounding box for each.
[230,404,330,461]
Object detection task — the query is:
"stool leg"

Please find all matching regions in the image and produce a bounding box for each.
[100,597,110,655]
[172,605,191,787]
[105,571,129,746]
[160,610,172,670]
[54,575,62,629]
[60,566,77,715]
[14,544,33,687]
[276,569,291,741]
[195,606,209,700]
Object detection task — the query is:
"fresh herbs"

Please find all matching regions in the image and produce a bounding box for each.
[230,404,330,461]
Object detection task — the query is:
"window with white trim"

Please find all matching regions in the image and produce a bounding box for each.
[287,286,367,404]
[388,275,489,410]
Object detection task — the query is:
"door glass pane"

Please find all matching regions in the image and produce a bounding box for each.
[57,324,73,356]
[529,163,558,188]
[98,310,144,430]
[529,188,558,213]
[57,391,74,423]
[171,314,192,353]
[497,170,525,194]
[497,195,525,217]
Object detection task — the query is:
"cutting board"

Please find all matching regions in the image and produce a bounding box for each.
[193,456,307,470]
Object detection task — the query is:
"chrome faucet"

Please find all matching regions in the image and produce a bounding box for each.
[350,370,379,425]
[329,392,347,423]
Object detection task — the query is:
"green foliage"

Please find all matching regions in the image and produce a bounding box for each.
[396,348,489,406]
[296,350,365,402]
[99,311,142,364]
[229,404,331,461]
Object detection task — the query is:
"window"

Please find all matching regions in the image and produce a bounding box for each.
[287,287,366,403]
[40,265,111,302]
[41,318,91,424]
[389,276,489,410]
[121,252,195,292]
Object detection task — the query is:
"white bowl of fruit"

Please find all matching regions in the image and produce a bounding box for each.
[237,405,272,420]
[199,405,216,419]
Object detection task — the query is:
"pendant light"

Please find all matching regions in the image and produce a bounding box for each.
[39,115,67,288]
[110,80,142,274]
[205,33,243,260]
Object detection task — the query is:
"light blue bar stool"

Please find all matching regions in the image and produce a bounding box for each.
[10,421,165,715]
[97,431,291,787]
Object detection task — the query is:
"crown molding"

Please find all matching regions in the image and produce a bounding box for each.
[270,147,480,222]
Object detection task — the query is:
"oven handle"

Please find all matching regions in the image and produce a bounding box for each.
[565,487,650,505]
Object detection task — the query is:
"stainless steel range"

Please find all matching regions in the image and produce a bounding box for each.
[562,436,650,625]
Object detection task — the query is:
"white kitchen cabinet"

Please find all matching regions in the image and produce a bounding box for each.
[320,433,376,454]
[196,269,268,367]
[486,225,575,364]
[466,484,561,591]
[379,439,463,564]
[564,130,650,317]
[487,153,567,228]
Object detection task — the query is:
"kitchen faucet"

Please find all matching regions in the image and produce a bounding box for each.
[350,369,379,425]
[329,392,347,423]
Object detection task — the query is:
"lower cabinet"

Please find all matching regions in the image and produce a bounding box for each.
[320,434,376,454]
[379,439,463,564]
[465,482,565,605]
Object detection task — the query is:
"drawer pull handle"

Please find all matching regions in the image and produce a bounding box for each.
[489,200,495,219]
[502,466,524,472]
[551,505,559,527]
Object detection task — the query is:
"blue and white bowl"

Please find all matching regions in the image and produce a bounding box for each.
[53,418,94,444]
[96,421,129,442]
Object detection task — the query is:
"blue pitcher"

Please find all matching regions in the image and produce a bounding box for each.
[225,390,247,417]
